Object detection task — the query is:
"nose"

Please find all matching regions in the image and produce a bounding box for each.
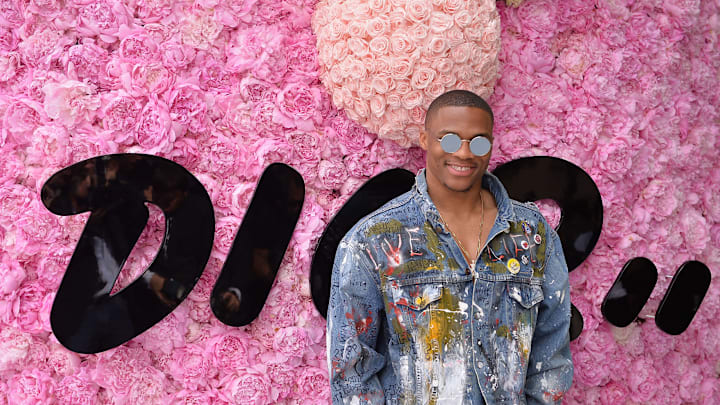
[453,139,474,159]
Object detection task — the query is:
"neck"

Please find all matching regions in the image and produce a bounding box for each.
[425,171,486,219]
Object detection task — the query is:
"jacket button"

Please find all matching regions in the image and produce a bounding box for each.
[474,312,481,320]
[465,268,470,275]
[477,340,482,346]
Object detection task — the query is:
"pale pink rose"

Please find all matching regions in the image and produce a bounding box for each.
[77,1,132,43]
[564,107,602,150]
[368,36,390,56]
[218,365,272,405]
[405,0,431,23]
[134,304,189,354]
[134,98,176,154]
[43,80,101,127]
[64,43,111,86]
[6,368,54,404]
[429,12,454,33]
[389,32,414,55]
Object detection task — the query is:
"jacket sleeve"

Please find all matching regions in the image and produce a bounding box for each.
[525,228,574,404]
[327,234,387,404]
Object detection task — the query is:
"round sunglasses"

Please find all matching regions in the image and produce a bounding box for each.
[437,133,492,156]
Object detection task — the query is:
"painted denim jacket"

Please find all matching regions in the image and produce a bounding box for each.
[327,170,573,405]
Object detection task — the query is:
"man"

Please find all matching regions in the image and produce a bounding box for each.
[327,90,573,404]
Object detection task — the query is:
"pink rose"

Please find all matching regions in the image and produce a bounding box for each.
[18,29,71,68]
[43,80,101,127]
[167,84,209,134]
[77,1,132,43]
[273,82,323,131]
[93,346,152,396]
[161,41,197,70]
[101,92,143,140]
[64,43,111,86]
[316,158,348,191]
[54,374,99,405]
[557,38,590,79]
[517,0,558,39]
[564,107,602,150]
[0,327,31,372]
[0,51,20,81]
[519,39,555,74]
[134,97,175,154]
[680,209,709,251]
[266,363,296,400]
[208,328,259,371]
[169,344,217,390]
[0,0,23,28]
[627,357,659,402]
[2,98,44,145]
[122,63,174,97]
[126,366,169,404]
[6,368,54,404]
[599,381,630,405]
[219,365,272,405]
[296,367,330,399]
[273,326,309,366]
[592,137,637,181]
[136,0,173,23]
[0,254,26,296]
[119,31,160,63]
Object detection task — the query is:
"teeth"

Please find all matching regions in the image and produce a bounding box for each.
[449,165,471,172]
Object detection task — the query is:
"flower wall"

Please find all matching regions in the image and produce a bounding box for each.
[0,0,718,404]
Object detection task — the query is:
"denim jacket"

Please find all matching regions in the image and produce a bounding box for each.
[327,170,573,405]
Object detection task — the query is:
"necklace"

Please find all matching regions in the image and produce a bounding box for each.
[439,191,485,271]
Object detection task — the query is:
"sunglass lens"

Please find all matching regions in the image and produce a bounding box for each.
[440,134,461,153]
[470,137,491,156]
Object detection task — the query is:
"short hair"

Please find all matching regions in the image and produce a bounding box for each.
[424,90,494,129]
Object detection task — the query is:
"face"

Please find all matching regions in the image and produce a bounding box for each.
[419,105,494,194]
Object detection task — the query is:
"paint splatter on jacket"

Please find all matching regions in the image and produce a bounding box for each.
[327,170,573,404]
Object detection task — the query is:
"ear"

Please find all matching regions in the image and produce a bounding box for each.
[419,129,428,151]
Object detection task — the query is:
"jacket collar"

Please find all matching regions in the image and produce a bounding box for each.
[412,169,515,234]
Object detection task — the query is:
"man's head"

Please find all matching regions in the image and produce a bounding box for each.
[419,90,494,194]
